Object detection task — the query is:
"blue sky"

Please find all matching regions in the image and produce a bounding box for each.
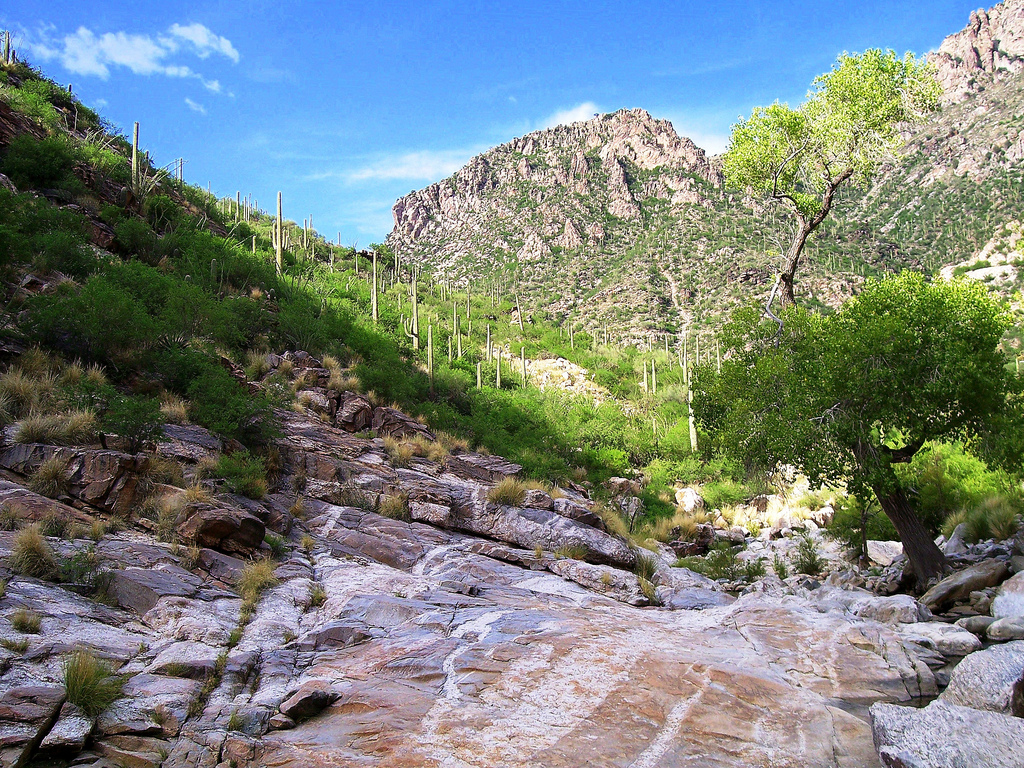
[3,1,982,244]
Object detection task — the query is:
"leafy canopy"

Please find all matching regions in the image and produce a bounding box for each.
[693,272,1011,499]
[723,49,941,219]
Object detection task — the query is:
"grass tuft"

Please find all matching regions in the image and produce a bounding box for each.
[27,456,71,498]
[63,650,124,717]
[487,477,526,507]
[377,494,411,522]
[10,525,56,578]
[11,608,42,633]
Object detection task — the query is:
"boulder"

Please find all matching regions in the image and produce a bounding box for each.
[940,640,1024,715]
[279,680,339,721]
[156,424,222,464]
[334,392,373,432]
[989,616,1024,641]
[148,641,222,679]
[176,503,265,555]
[920,559,1010,612]
[955,615,997,636]
[521,489,553,511]
[943,522,969,556]
[605,477,641,496]
[674,486,704,512]
[992,570,1024,620]
[109,565,201,615]
[867,540,903,568]
[371,407,435,440]
[548,559,647,606]
[897,621,982,659]
[668,523,716,558]
[870,700,1024,768]
[0,479,93,527]
[443,453,522,482]
[551,497,605,530]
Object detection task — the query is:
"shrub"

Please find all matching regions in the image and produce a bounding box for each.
[743,557,766,580]
[10,608,42,633]
[215,451,268,499]
[772,554,789,579]
[675,543,743,581]
[62,650,124,717]
[487,477,526,507]
[102,395,164,453]
[377,494,411,522]
[263,532,287,559]
[187,368,276,446]
[27,456,71,498]
[309,584,327,607]
[0,134,78,191]
[793,534,825,576]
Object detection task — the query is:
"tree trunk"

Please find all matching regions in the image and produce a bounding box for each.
[780,223,812,307]
[872,483,946,587]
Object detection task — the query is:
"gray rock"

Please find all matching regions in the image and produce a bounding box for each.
[954,615,997,635]
[176,502,265,555]
[871,699,1024,768]
[897,621,982,659]
[148,641,221,679]
[334,392,373,432]
[551,497,605,530]
[989,616,1024,641]
[867,540,903,567]
[940,640,1024,715]
[992,570,1024,620]
[442,453,522,482]
[38,702,93,752]
[279,680,339,721]
[268,713,295,730]
[0,685,66,767]
[920,559,1010,612]
[109,566,201,615]
[942,522,968,556]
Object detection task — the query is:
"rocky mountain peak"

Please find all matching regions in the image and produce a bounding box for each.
[929,0,1024,102]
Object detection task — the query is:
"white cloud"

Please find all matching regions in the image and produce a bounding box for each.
[167,23,240,63]
[22,22,238,88]
[542,101,602,129]
[185,97,206,114]
[343,148,480,182]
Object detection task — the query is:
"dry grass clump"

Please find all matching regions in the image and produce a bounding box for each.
[487,477,526,507]
[436,431,469,453]
[63,650,124,717]
[0,504,21,531]
[944,496,1022,542]
[377,494,411,522]
[27,456,71,498]
[0,368,57,418]
[10,608,42,633]
[10,525,56,578]
[593,502,630,539]
[383,437,415,468]
[159,393,190,425]
[149,457,185,487]
[554,544,588,560]
[184,482,214,504]
[636,510,705,543]
[0,637,28,653]
[309,584,327,607]
[244,351,271,381]
[237,559,279,623]
[15,410,97,445]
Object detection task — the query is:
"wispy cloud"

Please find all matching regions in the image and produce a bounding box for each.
[542,101,602,129]
[341,148,482,182]
[184,97,206,114]
[21,22,238,91]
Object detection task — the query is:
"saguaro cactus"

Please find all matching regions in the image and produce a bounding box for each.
[131,122,140,192]
[371,250,379,324]
[403,273,420,350]
[276,192,283,275]
[521,347,527,385]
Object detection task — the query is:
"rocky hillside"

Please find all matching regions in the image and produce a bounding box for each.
[388,0,1024,342]
[2,348,1024,767]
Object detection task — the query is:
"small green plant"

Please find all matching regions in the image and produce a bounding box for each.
[10,608,42,633]
[309,584,327,607]
[10,525,56,579]
[227,627,243,647]
[0,504,20,531]
[63,650,124,716]
[772,554,790,580]
[236,559,278,624]
[675,542,743,581]
[743,557,766,581]
[300,534,315,553]
[487,477,526,507]
[216,451,268,499]
[377,494,411,522]
[264,532,287,559]
[102,395,165,453]
[0,637,29,653]
[27,456,71,498]
[227,710,244,732]
[793,534,825,576]
[554,544,588,560]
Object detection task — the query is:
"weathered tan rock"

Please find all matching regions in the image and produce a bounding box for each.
[897,621,982,659]
[442,453,521,483]
[920,558,1010,612]
[871,699,1024,768]
[176,503,265,555]
[941,640,1024,715]
[989,616,1024,641]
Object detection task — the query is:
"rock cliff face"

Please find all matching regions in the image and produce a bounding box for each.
[386,1,1024,341]
[929,0,1024,102]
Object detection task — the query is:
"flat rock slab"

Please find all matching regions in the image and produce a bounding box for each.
[871,699,1024,768]
[897,621,982,659]
[109,566,201,615]
[38,702,93,752]
[920,559,1009,612]
[940,640,1024,715]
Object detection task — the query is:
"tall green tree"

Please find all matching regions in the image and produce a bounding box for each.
[693,273,1012,585]
[724,49,940,306]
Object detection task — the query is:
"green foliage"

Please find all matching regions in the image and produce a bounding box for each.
[675,542,743,581]
[187,368,276,446]
[772,553,789,579]
[0,134,79,191]
[792,534,825,576]
[215,451,268,499]
[827,495,898,556]
[102,394,164,453]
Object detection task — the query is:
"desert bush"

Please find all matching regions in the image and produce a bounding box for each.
[102,395,164,453]
[675,543,743,581]
[487,477,526,507]
[15,410,96,445]
[793,534,825,576]
[772,554,789,579]
[63,650,124,717]
[383,437,414,468]
[263,532,287,559]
